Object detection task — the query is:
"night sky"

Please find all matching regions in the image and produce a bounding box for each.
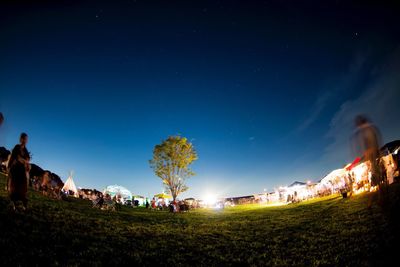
[1,1,400,198]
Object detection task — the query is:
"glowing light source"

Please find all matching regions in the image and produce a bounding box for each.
[203,194,217,206]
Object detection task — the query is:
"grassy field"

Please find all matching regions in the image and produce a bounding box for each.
[0,173,399,266]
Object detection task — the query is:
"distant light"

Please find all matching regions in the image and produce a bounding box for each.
[203,193,217,206]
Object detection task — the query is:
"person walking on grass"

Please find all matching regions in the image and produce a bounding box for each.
[352,115,383,209]
[7,133,31,211]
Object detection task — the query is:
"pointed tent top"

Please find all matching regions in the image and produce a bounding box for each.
[62,173,78,196]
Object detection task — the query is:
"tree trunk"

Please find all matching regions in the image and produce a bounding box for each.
[170,186,177,201]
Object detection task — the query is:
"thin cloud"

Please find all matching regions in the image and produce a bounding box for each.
[296,51,368,133]
[296,92,331,132]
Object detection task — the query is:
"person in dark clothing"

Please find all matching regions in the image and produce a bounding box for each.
[8,133,31,211]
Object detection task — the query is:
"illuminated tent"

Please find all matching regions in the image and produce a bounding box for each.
[62,174,78,196]
[317,168,347,193]
[288,181,306,187]
[132,195,146,205]
[346,157,361,171]
[104,185,132,203]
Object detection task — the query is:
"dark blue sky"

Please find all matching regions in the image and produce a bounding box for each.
[1,1,399,198]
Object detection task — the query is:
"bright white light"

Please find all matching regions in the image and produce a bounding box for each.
[203,193,217,206]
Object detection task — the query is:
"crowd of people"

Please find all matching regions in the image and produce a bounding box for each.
[0,112,398,212]
[91,193,123,211]
[1,128,75,210]
[147,198,191,212]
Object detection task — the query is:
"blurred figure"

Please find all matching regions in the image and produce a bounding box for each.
[40,171,52,196]
[347,172,354,197]
[151,198,156,209]
[352,115,383,208]
[0,112,4,126]
[386,156,396,184]
[7,133,31,211]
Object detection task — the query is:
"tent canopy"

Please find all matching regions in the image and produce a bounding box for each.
[381,140,400,154]
[288,181,306,187]
[154,193,172,199]
[104,185,132,201]
[346,157,361,171]
[320,168,346,185]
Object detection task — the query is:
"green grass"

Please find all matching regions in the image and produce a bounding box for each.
[0,172,399,266]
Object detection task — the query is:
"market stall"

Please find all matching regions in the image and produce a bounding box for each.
[103,185,132,204]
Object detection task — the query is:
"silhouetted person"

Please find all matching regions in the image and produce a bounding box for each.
[0,113,7,173]
[8,133,31,211]
[352,115,383,208]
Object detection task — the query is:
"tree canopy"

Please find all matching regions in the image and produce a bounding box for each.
[149,136,198,200]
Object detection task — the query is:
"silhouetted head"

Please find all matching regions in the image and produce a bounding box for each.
[20,132,28,146]
[0,112,3,125]
[354,115,369,128]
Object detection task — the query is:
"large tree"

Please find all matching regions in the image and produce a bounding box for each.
[150,136,198,201]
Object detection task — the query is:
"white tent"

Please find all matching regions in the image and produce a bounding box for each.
[103,185,132,204]
[317,168,346,193]
[62,173,78,196]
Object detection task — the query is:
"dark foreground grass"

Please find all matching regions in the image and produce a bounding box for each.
[0,173,399,266]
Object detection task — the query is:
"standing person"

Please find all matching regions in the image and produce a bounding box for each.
[7,133,31,211]
[352,115,383,208]
[347,172,354,197]
[0,112,7,174]
[40,171,51,196]
[151,198,156,210]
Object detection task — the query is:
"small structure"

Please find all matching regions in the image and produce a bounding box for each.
[104,185,132,204]
[226,195,255,205]
[317,169,346,195]
[62,172,78,197]
[381,140,400,155]
[132,195,146,206]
